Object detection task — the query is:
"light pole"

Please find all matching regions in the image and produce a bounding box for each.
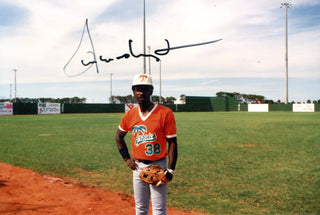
[10,84,12,101]
[13,69,17,103]
[110,73,113,103]
[147,46,151,75]
[281,2,291,104]
[143,0,146,74]
[159,60,162,104]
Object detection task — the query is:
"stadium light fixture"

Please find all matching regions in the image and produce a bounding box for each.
[281,2,292,104]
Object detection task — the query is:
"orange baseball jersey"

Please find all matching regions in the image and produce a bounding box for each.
[118,104,177,160]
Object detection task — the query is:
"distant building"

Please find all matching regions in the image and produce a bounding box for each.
[174,98,186,104]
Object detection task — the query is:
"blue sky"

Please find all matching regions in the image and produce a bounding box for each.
[0,0,319,103]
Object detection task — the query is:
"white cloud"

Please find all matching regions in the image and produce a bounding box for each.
[0,0,319,102]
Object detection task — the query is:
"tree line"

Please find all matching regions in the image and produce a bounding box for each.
[0,95,176,104]
[0,97,87,104]
[110,95,177,104]
[1,93,319,104]
[216,91,320,104]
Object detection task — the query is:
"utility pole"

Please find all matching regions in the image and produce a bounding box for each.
[13,69,17,103]
[281,2,292,104]
[143,0,146,74]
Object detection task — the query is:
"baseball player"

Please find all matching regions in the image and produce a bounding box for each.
[115,74,178,215]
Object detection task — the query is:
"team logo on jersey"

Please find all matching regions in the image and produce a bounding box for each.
[132,125,156,146]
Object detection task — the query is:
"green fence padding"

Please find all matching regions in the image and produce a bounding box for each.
[62,103,124,113]
[184,96,237,112]
[226,97,238,111]
[12,100,316,115]
[13,103,37,115]
[240,104,248,111]
[269,104,292,111]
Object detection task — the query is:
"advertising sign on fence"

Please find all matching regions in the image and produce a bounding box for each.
[38,103,61,114]
[293,104,315,112]
[125,103,138,112]
[248,104,269,112]
[0,103,13,115]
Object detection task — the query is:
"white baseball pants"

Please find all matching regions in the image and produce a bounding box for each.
[133,158,168,215]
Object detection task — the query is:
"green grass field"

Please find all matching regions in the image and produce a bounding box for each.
[0,112,319,214]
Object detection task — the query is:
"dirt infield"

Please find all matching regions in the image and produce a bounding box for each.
[0,163,200,215]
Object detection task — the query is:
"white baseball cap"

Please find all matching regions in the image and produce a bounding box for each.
[132,74,153,87]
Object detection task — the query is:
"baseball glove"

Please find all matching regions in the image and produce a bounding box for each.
[139,165,172,187]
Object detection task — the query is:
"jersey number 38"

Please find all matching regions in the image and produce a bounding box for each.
[145,143,161,156]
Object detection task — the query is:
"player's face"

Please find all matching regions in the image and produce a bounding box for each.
[132,85,153,105]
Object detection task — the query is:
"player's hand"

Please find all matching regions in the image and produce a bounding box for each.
[156,170,173,187]
[125,158,139,170]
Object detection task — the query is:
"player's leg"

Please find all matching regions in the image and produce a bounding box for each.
[150,157,168,215]
[133,169,151,215]
[150,182,168,215]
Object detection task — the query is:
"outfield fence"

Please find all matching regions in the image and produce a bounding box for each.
[1,97,319,115]
[240,103,320,112]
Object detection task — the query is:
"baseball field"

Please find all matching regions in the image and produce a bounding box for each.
[0,112,319,214]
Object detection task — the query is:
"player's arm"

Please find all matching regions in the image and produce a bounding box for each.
[167,137,178,171]
[115,128,138,170]
[156,137,177,187]
[165,110,178,171]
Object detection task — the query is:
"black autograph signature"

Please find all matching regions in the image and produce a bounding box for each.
[63,19,222,77]
[82,38,222,67]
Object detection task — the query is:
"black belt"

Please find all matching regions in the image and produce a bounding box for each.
[137,157,165,164]
[138,159,153,164]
